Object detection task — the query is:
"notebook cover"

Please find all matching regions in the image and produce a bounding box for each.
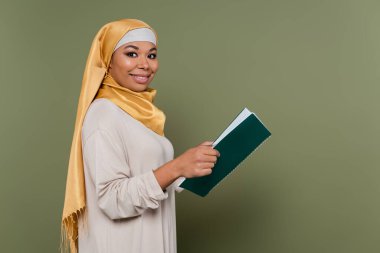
[180,114,271,197]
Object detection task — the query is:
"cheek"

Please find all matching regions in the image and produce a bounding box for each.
[122,59,136,71]
[117,58,135,72]
[151,62,159,72]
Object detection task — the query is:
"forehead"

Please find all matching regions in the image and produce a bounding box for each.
[119,41,157,51]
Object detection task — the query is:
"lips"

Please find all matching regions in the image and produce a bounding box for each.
[130,73,150,77]
[130,74,151,84]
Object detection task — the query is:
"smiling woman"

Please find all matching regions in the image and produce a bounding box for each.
[109,41,159,91]
[61,19,220,253]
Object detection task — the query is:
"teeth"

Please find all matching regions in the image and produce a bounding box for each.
[132,75,149,82]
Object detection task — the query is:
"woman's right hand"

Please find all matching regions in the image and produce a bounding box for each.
[173,141,220,178]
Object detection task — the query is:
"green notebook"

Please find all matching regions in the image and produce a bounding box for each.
[178,108,271,197]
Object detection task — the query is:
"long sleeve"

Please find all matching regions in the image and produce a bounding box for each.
[82,129,168,220]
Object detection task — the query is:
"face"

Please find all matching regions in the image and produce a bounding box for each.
[108,41,158,92]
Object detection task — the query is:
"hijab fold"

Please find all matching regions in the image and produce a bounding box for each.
[61,19,162,253]
[96,73,165,135]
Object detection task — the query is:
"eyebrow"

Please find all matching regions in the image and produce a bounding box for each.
[123,45,157,52]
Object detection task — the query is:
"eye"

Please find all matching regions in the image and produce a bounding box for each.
[125,52,138,57]
[148,53,157,59]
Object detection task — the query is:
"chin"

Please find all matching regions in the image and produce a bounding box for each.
[133,85,150,92]
[120,82,148,92]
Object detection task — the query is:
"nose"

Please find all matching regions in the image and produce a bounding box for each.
[137,56,149,70]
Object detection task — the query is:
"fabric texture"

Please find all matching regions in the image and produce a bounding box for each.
[78,98,177,253]
[114,27,156,51]
[96,73,165,136]
[61,19,159,253]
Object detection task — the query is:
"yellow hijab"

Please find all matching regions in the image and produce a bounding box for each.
[96,73,165,135]
[61,19,164,253]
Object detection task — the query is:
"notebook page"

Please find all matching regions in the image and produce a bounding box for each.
[212,108,252,147]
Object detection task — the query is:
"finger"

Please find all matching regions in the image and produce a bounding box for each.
[199,155,217,163]
[197,168,213,177]
[195,150,218,162]
[199,141,214,146]
[197,162,216,170]
[200,168,212,176]
[200,146,220,157]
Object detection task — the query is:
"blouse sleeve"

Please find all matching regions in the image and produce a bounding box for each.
[82,129,168,220]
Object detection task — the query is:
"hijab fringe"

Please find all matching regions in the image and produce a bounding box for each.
[60,207,88,253]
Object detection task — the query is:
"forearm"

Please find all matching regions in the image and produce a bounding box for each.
[153,159,181,190]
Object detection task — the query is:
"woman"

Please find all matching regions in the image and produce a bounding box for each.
[61,18,219,253]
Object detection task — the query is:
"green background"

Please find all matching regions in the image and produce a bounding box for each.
[1,0,379,252]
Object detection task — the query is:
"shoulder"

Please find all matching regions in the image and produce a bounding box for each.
[82,98,124,140]
[86,98,120,119]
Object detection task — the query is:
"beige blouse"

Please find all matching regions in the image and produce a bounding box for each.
[78,98,179,253]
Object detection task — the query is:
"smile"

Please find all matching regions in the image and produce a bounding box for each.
[130,74,151,84]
